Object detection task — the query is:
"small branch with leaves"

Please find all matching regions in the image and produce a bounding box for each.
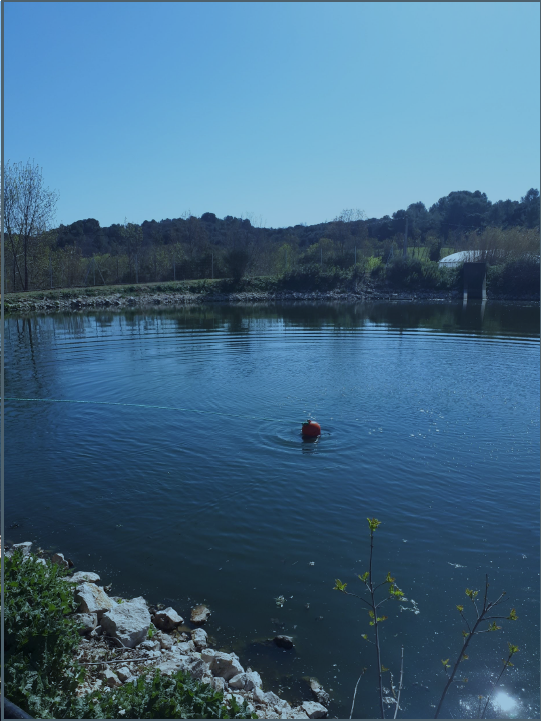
[433,576,519,719]
[334,518,406,719]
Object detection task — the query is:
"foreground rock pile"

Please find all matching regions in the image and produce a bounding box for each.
[6,542,330,719]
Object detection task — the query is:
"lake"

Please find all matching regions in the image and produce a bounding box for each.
[4,300,540,719]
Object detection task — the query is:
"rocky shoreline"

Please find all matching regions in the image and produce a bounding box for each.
[5,288,461,314]
[5,286,538,314]
[5,541,331,720]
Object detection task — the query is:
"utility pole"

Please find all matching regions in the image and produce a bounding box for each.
[49,253,53,289]
[320,246,323,267]
[403,216,408,258]
[173,248,176,281]
[354,246,357,266]
[211,252,213,280]
[285,247,287,270]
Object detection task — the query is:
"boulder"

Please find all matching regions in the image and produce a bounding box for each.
[273,635,294,650]
[190,604,211,624]
[155,631,174,650]
[72,612,98,635]
[191,627,208,649]
[68,571,101,584]
[99,596,151,648]
[290,709,310,719]
[101,669,122,688]
[115,666,134,683]
[175,640,195,654]
[139,639,160,652]
[187,657,209,680]
[51,552,69,569]
[301,701,328,719]
[252,686,266,704]
[11,542,32,556]
[153,606,183,631]
[75,583,114,619]
[205,650,244,681]
[309,679,330,706]
[210,676,226,693]
[155,654,193,676]
[201,648,216,664]
[229,671,262,691]
[264,691,291,713]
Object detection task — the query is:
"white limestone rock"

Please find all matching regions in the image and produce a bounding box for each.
[175,640,195,654]
[153,606,184,631]
[301,701,328,719]
[67,571,101,585]
[115,666,134,683]
[99,596,151,648]
[210,676,226,693]
[139,639,160,652]
[229,671,263,691]
[101,668,122,688]
[191,627,208,649]
[252,686,267,704]
[75,583,114,619]
[71,612,98,634]
[11,542,32,556]
[264,691,291,713]
[206,650,244,681]
[155,631,174,650]
[190,604,211,624]
[52,552,69,569]
[309,678,330,706]
[201,648,216,664]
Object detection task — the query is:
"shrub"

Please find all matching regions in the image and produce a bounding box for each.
[67,668,256,719]
[3,549,87,719]
[386,258,459,291]
[364,256,384,278]
[278,264,349,291]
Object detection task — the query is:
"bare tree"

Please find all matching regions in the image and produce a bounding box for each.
[4,159,59,291]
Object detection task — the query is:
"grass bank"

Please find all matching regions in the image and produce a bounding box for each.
[3,258,538,313]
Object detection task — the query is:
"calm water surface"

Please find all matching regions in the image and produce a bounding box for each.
[5,301,540,719]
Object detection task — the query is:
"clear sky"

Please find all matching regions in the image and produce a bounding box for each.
[5,2,540,229]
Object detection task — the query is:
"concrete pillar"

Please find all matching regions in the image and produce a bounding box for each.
[463,262,487,301]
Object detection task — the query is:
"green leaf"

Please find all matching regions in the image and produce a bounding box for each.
[334,579,347,592]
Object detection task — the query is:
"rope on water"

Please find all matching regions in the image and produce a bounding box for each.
[1,396,306,425]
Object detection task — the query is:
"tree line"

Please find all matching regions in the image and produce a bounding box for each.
[4,159,540,292]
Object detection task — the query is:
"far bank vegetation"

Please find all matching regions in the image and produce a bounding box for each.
[4,160,540,297]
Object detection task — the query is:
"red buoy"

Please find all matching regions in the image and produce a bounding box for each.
[302,419,321,437]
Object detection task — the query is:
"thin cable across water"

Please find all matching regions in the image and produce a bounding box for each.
[2,396,305,425]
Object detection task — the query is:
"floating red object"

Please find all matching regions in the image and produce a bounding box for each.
[302,419,321,437]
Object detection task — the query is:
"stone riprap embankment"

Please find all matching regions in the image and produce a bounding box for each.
[5,541,330,719]
[4,286,466,314]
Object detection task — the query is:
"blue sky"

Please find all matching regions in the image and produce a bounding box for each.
[5,2,540,229]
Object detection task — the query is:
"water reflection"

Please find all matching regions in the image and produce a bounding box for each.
[8,300,539,338]
[301,435,319,453]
